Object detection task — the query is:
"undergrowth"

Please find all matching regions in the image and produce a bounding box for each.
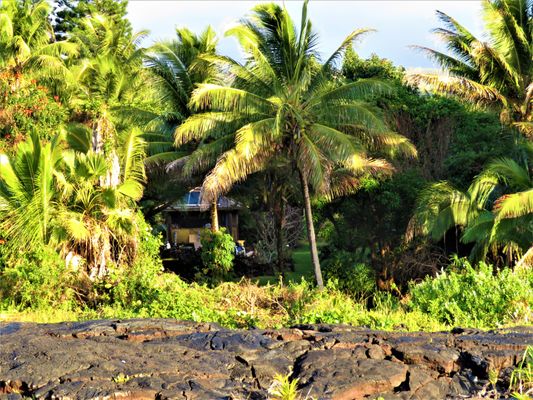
[0,238,531,332]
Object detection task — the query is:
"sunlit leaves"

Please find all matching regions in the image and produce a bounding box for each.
[409,0,533,130]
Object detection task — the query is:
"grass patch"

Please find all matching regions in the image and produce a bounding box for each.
[255,244,314,286]
[287,244,314,282]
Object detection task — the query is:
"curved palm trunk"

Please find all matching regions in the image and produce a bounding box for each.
[298,170,324,289]
[211,200,219,232]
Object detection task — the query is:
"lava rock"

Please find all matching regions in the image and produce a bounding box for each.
[0,319,531,399]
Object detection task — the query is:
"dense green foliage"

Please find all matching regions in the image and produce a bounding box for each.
[2,251,530,331]
[321,250,376,301]
[0,71,66,147]
[410,258,532,328]
[0,0,530,332]
[0,245,79,311]
[408,0,533,267]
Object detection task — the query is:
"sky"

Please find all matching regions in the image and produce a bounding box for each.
[126,1,485,70]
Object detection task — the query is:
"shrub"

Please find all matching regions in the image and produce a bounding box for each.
[0,71,67,148]
[199,229,235,284]
[409,258,533,328]
[290,280,367,325]
[321,250,376,301]
[109,216,166,310]
[0,245,79,310]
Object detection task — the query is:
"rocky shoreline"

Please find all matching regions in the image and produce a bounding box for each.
[0,319,531,399]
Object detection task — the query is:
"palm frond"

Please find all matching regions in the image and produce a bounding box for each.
[202,148,270,201]
[493,189,533,220]
[406,73,506,105]
[118,127,146,188]
[189,84,275,114]
[66,124,92,153]
[322,28,375,71]
[480,157,531,190]
[307,123,362,163]
[308,78,394,107]
[183,135,235,177]
[175,111,263,145]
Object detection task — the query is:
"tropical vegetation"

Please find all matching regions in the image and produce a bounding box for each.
[0,0,530,337]
[408,0,533,266]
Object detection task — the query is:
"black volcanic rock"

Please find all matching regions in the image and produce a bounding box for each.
[0,319,531,399]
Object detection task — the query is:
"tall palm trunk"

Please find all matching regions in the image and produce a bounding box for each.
[90,116,116,278]
[299,170,324,289]
[211,200,219,232]
[92,118,104,153]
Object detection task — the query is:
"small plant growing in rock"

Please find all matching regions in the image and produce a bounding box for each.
[512,394,532,400]
[511,346,533,399]
[268,373,299,400]
[112,372,131,384]
[488,368,500,396]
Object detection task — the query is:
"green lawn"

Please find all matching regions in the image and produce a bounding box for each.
[254,244,314,286]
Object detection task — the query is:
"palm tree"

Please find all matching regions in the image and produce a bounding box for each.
[58,126,146,278]
[177,1,415,287]
[0,0,77,79]
[145,27,218,132]
[144,27,224,229]
[0,127,146,279]
[408,0,533,137]
[407,0,533,265]
[68,13,148,146]
[410,157,532,265]
[0,132,63,252]
[61,12,149,204]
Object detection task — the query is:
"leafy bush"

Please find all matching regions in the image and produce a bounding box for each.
[108,216,165,309]
[1,240,530,333]
[0,246,79,310]
[409,258,533,328]
[199,229,235,284]
[321,250,376,301]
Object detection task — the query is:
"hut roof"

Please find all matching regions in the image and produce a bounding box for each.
[164,187,242,212]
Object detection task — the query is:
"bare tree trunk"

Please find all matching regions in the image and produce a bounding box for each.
[275,197,286,272]
[298,170,324,289]
[211,200,219,232]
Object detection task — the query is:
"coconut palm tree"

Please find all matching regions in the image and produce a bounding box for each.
[143,26,225,229]
[60,12,150,205]
[408,0,533,265]
[68,13,148,145]
[177,1,415,287]
[408,0,533,138]
[0,0,77,79]
[145,27,219,134]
